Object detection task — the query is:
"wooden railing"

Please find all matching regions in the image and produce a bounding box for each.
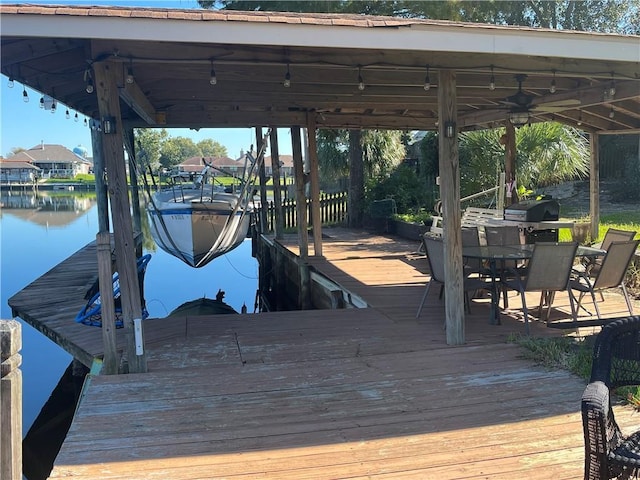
[258,191,348,233]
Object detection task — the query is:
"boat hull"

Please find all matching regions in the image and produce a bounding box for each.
[148,189,252,268]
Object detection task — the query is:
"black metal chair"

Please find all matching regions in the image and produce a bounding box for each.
[582,315,640,480]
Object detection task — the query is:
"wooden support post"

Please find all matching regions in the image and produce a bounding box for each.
[255,127,269,234]
[590,133,600,241]
[270,129,285,239]
[291,127,309,259]
[125,128,143,257]
[92,59,147,373]
[1,319,22,480]
[96,232,119,374]
[306,115,323,257]
[438,70,465,345]
[503,120,517,206]
[91,128,110,232]
[348,129,364,228]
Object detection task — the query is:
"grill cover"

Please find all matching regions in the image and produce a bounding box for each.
[504,199,559,222]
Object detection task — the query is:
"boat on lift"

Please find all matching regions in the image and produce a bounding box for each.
[147,134,268,268]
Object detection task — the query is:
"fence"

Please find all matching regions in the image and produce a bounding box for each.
[259,191,348,233]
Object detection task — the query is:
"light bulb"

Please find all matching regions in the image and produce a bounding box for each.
[284,72,291,88]
[609,109,615,119]
[51,101,56,113]
[86,77,94,94]
[75,113,79,122]
[65,109,70,119]
[84,118,88,127]
[8,77,14,88]
[126,67,134,84]
[39,96,45,109]
[549,79,556,94]
[22,86,29,103]
[358,76,365,91]
[209,68,217,86]
[489,75,495,91]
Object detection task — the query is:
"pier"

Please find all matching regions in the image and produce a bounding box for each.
[8,228,639,479]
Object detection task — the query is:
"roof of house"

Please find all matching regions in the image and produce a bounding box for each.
[180,156,242,172]
[0,159,41,170]
[11,144,90,164]
[264,155,294,168]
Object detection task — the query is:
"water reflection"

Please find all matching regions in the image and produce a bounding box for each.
[0,191,96,227]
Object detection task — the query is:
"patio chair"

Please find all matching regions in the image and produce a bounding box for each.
[501,242,578,334]
[462,226,484,277]
[581,315,640,480]
[570,240,639,320]
[485,225,525,307]
[583,228,636,278]
[416,234,490,318]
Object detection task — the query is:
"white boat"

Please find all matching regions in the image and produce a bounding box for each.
[147,164,255,268]
[146,132,269,268]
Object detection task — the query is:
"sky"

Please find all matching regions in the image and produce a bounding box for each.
[0,0,294,159]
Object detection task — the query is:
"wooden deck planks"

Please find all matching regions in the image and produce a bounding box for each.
[12,227,637,479]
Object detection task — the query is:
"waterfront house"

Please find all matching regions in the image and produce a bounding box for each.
[11,143,91,179]
[0,158,41,184]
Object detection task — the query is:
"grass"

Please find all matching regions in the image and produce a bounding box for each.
[508,333,640,411]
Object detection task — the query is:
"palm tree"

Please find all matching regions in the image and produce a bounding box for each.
[458,122,589,201]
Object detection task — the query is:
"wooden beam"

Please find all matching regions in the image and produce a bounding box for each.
[91,128,110,232]
[291,127,309,260]
[95,232,118,375]
[306,114,323,257]
[269,129,285,239]
[438,70,465,345]
[255,127,269,234]
[92,59,147,374]
[590,133,600,241]
[119,81,157,125]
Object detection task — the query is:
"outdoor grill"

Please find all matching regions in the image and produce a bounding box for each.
[504,199,560,222]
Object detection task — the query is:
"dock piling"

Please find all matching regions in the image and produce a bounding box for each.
[1,319,22,480]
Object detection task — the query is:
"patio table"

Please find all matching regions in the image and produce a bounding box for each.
[462,244,605,325]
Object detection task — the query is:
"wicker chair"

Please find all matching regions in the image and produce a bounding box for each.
[582,315,640,480]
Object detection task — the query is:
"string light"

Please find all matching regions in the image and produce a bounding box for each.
[549,70,557,93]
[489,65,495,91]
[39,96,45,109]
[209,60,217,86]
[8,77,14,88]
[609,107,615,119]
[22,85,29,103]
[83,118,88,127]
[75,112,79,122]
[85,69,94,94]
[65,109,71,119]
[126,58,134,84]
[51,99,57,113]
[358,66,365,91]
[283,64,291,88]
[577,110,582,126]
[423,64,431,91]
[608,72,616,97]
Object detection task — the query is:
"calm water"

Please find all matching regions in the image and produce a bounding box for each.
[0,190,258,439]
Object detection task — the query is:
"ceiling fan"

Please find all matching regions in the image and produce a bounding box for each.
[502,73,581,113]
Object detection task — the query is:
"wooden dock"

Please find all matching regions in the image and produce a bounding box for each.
[10,228,638,479]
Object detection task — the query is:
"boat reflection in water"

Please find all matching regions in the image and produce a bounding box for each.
[168,289,242,317]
